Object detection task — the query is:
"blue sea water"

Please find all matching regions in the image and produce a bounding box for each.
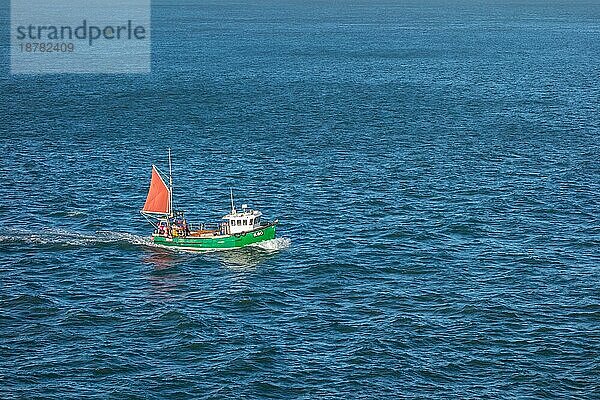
[1,0,599,398]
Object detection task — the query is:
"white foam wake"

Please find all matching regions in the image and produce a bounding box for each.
[95,231,153,246]
[0,227,152,248]
[250,237,292,251]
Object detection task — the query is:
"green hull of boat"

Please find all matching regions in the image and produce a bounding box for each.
[152,224,277,251]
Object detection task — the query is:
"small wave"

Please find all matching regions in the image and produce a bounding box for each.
[251,237,291,251]
[49,210,87,218]
[66,210,87,217]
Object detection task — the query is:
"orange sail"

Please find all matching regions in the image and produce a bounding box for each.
[142,166,170,215]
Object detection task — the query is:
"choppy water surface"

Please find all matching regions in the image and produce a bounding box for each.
[1,1,599,398]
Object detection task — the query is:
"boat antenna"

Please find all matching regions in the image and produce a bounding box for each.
[168,148,173,218]
[230,188,235,213]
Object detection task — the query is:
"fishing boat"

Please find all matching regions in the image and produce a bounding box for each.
[141,149,278,251]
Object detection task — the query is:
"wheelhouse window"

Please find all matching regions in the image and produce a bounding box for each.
[243,220,247,225]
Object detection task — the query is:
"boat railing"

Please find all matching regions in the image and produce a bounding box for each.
[190,223,222,232]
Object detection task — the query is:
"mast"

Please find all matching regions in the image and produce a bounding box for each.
[230,188,235,214]
[168,148,173,217]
